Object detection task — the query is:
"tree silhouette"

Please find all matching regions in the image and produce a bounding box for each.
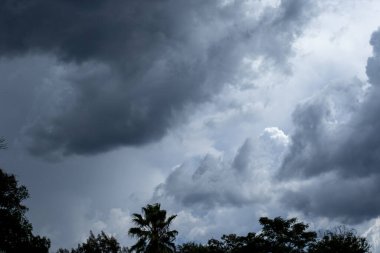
[204,233,258,253]
[128,203,178,253]
[309,226,370,253]
[178,217,317,253]
[57,230,128,253]
[177,217,372,253]
[0,168,50,253]
[177,242,210,253]
[254,217,317,253]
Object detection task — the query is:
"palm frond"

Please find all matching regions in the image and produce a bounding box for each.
[129,203,177,253]
[166,215,177,226]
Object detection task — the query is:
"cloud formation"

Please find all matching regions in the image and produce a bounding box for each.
[0,0,314,156]
[153,127,289,211]
[279,27,380,223]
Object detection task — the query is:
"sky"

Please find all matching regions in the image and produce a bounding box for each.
[1,0,380,251]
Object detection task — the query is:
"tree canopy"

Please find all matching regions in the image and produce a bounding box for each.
[57,231,128,253]
[0,168,50,253]
[309,227,370,253]
[128,203,178,253]
[256,216,317,253]
[177,217,370,253]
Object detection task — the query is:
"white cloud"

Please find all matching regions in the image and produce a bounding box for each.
[363,217,380,253]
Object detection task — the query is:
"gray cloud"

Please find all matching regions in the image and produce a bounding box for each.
[279,27,380,222]
[154,154,252,210]
[283,174,380,223]
[0,0,314,156]
[153,127,289,211]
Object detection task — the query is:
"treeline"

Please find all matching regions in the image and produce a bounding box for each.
[57,216,370,253]
[176,219,370,253]
[0,167,372,253]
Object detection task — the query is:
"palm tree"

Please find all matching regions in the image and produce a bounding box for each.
[128,203,178,253]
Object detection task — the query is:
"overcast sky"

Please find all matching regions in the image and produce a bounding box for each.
[1,0,380,251]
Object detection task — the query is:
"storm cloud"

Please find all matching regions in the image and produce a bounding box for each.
[279,27,380,223]
[0,0,314,156]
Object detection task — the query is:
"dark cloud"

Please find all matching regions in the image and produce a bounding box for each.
[367,28,380,86]
[279,96,338,178]
[0,0,314,156]
[279,27,380,223]
[283,174,380,223]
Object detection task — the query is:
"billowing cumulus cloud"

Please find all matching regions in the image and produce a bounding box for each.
[279,27,380,223]
[153,127,289,210]
[0,0,314,157]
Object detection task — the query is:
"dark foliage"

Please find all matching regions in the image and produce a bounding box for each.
[57,231,128,253]
[255,217,317,253]
[128,203,178,253]
[177,217,370,253]
[177,242,210,253]
[310,226,370,253]
[0,168,50,253]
